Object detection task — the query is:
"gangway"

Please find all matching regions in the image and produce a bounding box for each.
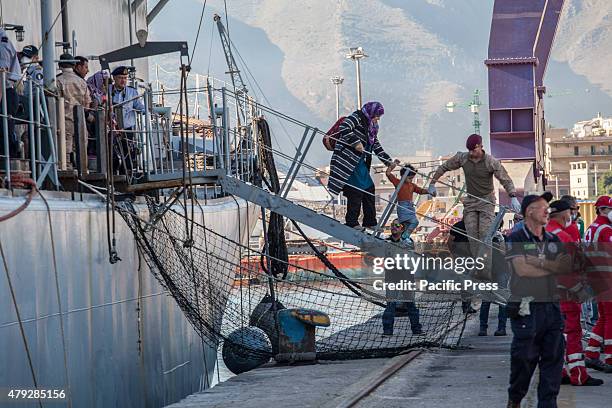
[217,174,403,257]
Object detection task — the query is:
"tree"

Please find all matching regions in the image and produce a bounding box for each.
[597,170,612,196]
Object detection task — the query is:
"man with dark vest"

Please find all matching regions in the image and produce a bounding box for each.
[505,194,571,408]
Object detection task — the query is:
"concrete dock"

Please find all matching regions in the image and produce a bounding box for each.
[167,315,612,408]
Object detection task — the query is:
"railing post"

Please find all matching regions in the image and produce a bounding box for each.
[280,126,310,194]
[74,105,88,177]
[280,127,318,199]
[143,89,154,175]
[57,95,66,170]
[27,81,37,182]
[1,71,10,186]
[40,90,59,187]
[222,87,231,175]
[95,109,107,174]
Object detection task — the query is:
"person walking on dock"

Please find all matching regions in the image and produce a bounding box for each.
[327,101,396,230]
[381,219,423,336]
[428,133,521,279]
[505,194,571,408]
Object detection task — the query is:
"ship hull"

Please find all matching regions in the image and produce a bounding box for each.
[0,191,256,407]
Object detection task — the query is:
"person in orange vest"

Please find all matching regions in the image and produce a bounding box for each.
[584,195,612,373]
[546,200,603,386]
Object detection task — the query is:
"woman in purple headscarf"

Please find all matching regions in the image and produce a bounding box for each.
[328,101,397,229]
[86,70,111,108]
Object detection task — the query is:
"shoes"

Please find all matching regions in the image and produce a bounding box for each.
[561,376,571,385]
[585,358,612,373]
[352,225,365,232]
[506,400,520,408]
[494,329,507,336]
[574,376,604,386]
[478,328,487,336]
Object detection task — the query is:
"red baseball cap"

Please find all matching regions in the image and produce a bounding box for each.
[594,196,612,208]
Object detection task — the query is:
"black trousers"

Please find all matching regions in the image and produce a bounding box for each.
[343,184,377,228]
[508,302,564,408]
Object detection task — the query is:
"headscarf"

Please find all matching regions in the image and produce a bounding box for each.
[361,101,384,145]
[86,70,110,104]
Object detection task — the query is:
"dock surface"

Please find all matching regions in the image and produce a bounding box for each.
[167,314,612,408]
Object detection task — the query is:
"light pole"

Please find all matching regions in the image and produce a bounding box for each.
[331,76,344,119]
[346,47,368,109]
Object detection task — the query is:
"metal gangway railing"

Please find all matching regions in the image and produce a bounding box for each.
[1,72,59,189]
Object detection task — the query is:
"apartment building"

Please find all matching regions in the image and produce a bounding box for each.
[545,113,612,197]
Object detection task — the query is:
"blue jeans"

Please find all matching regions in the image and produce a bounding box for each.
[397,200,418,237]
[382,301,421,334]
[480,302,507,331]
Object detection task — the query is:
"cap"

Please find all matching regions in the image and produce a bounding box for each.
[521,193,551,215]
[549,200,571,215]
[594,195,612,209]
[466,134,482,150]
[540,191,553,202]
[111,66,129,76]
[59,53,75,66]
[21,45,39,58]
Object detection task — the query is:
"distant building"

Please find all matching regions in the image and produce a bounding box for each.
[569,160,612,200]
[545,113,612,197]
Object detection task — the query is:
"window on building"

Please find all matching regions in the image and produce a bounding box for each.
[457,175,461,182]
[608,145,612,153]
[577,177,581,183]
[583,163,587,169]
[574,146,579,155]
[591,145,596,155]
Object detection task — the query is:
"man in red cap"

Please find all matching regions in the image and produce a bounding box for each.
[546,200,604,385]
[428,134,520,277]
[584,195,612,373]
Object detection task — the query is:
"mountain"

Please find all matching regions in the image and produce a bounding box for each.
[150,0,612,165]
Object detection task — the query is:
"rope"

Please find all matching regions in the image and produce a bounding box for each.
[0,177,36,222]
[39,190,73,408]
[188,0,208,66]
[0,240,42,408]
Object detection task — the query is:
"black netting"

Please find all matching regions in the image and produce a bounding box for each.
[117,199,468,362]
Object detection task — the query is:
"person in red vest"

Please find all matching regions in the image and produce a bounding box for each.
[546,200,603,386]
[584,195,612,373]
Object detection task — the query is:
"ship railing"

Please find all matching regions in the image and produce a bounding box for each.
[0,72,60,189]
[79,82,261,194]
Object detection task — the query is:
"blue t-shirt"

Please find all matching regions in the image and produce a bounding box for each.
[346,144,373,190]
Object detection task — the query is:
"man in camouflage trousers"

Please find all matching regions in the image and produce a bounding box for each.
[428,134,521,279]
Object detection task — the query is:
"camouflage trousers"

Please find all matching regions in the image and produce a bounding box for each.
[463,192,495,280]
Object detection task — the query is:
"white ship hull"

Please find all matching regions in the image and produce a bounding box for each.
[0,191,256,407]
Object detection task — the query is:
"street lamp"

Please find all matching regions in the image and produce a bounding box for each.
[330,76,344,119]
[346,47,368,109]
